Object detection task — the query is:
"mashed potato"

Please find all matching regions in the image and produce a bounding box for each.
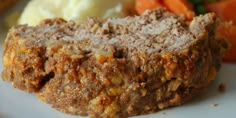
[18,0,135,26]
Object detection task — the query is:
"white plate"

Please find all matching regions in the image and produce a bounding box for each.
[0,1,236,118]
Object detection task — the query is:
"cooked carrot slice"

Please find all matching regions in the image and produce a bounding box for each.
[135,0,164,15]
[217,22,236,62]
[206,0,236,24]
[163,0,195,20]
[206,0,236,62]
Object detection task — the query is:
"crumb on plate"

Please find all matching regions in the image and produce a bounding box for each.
[218,83,226,92]
[212,103,218,107]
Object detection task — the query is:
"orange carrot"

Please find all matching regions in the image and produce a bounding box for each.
[135,0,164,15]
[163,0,195,20]
[206,0,236,62]
[206,0,236,24]
[217,23,236,62]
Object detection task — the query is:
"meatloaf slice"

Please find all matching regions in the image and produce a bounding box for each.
[2,8,228,118]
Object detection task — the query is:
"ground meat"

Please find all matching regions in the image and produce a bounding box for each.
[1,8,228,118]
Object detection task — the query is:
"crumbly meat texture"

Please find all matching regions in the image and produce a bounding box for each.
[2,9,228,118]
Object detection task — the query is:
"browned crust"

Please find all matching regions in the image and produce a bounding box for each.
[1,9,228,118]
